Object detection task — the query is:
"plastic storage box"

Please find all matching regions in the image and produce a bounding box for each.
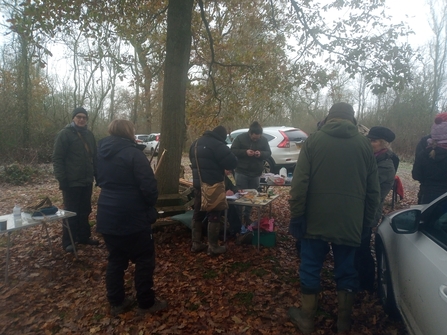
[252,231,276,247]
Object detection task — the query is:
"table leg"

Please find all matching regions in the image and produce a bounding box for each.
[63,219,79,260]
[4,232,11,284]
[224,209,227,242]
[42,222,53,256]
[257,207,261,250]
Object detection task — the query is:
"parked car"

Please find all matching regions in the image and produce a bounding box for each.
[134,134,150,154]
[146,133,160,156]
[228,126,308,173]
[375,194,447,335]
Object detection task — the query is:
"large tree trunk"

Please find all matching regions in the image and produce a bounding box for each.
[156,0,194,195]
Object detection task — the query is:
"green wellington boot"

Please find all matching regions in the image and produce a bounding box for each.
[288,293,318,334]
[337,290,355,333]
[207,220,226,255]
[191,220,207,253]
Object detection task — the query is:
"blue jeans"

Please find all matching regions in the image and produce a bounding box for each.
[299,238,359,294]
[235,172,260,219]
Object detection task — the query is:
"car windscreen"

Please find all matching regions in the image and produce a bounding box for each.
[285,130,307,142]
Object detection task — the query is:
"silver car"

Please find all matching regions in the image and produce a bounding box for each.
[228,126,308,173]
[375,194,447,335]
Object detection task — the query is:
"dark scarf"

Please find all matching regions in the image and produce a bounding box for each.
[71,121,88,133]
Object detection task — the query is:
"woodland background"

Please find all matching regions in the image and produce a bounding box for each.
[0,0,446,172]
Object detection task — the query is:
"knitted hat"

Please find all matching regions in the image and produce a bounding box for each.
[72,107,88,119]
[212,125,227,141]
[366,126,395,143]
[431,113,447,141]
[326,102,357,125]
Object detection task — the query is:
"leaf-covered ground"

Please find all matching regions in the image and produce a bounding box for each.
[0,160,418,334]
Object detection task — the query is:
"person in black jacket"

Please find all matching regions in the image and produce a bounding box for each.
[96,119,167,316]
[413,112,447,204]
[189,126,238,255]
[52,107,99,253]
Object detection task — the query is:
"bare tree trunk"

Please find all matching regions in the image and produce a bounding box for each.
[156,0,193,195]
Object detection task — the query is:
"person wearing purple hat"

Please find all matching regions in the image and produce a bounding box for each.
[413,112,447,204]
[53,107,99,253]
[354,126,397,293]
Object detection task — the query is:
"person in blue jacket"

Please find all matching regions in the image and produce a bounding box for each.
[96,119,167,317]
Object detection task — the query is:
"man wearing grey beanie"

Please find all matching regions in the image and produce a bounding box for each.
[53,107,99,253]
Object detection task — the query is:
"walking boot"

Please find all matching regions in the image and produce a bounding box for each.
[288,293,318,334]
[207,220,226,255]
[191,220,207,253]
[337,290,355,333]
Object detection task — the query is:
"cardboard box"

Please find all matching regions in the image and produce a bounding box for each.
[252,231,276,247]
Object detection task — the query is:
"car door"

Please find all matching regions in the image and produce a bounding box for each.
[395,197,447,335]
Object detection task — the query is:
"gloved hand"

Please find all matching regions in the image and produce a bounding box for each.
[289,216,307,240]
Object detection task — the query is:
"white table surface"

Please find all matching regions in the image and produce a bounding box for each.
[0,210,76,233]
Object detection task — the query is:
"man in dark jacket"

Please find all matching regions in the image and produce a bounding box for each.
[53,107,99,253]
[189,126,238,255]
[230,121,271,224]
[288,102,380,334]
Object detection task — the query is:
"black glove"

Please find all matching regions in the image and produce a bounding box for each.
[289,216,307,240]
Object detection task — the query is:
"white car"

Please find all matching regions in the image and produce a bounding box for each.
[375,194,447,335]
[228,126,307,173]
[135,134,150,154]
[145,133,160,156]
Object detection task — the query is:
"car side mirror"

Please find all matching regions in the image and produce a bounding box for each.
[390,209,421,234]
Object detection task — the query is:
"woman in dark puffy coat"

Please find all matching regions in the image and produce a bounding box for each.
[189,126,238,255]
[96,119,166,316]
[413,112,447,204]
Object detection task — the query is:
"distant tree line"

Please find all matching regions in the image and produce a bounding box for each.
[0,0,445,168]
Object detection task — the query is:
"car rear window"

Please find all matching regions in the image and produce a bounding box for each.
[284,129,307,142]
[137,135,149,142]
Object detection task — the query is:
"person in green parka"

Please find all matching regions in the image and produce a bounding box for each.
[287,102,380,334]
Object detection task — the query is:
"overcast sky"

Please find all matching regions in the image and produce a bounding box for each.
[386,0,432,47]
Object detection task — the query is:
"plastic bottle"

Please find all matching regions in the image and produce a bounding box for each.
[13,205,22,227]
[279,167,287,178]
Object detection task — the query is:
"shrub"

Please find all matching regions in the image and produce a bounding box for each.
[0,164,39,185]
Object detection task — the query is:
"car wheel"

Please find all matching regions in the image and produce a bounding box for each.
[263,158,276,174]
[376,240,400,318]
[150,148,155,155]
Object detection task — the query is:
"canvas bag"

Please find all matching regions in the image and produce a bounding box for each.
[194,141,228,212]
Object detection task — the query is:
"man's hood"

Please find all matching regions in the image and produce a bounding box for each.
[320,119,359,139]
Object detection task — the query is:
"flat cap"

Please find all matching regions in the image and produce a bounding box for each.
[366,126,395,143]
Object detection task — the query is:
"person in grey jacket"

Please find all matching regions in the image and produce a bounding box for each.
[230,121,271,224]
[53,107,99,253]
[288,102,380,334]
[355,126,397,293]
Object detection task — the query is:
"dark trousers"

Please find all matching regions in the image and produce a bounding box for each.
[102,231,156,308]
[354,227,375,292]
[62,185,93,248]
